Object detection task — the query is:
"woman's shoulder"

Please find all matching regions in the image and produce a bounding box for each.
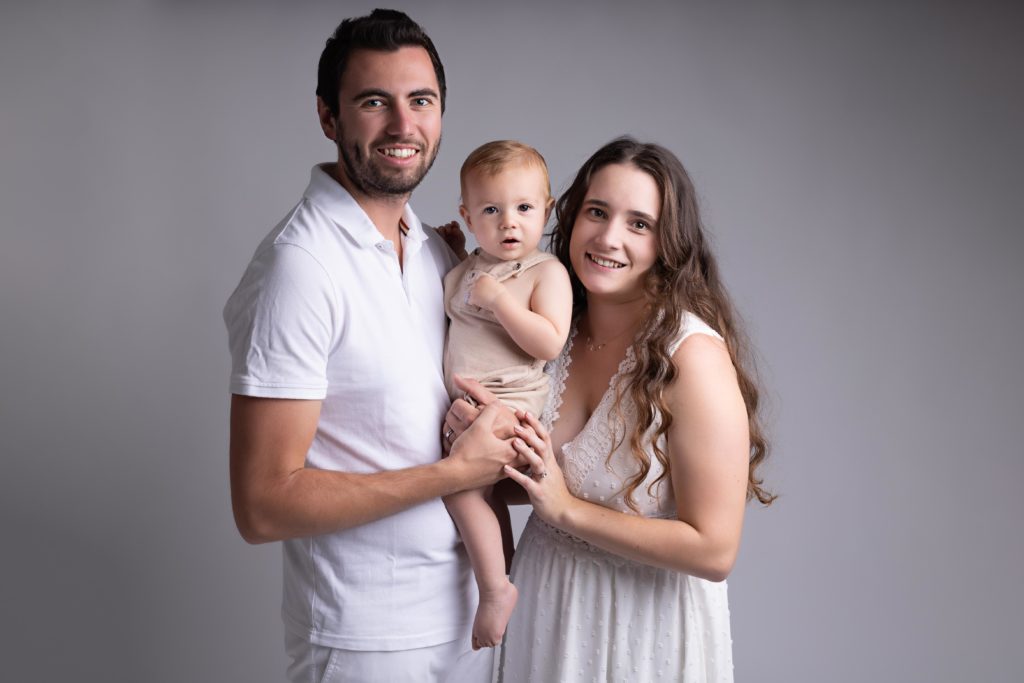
[670,312,724,353]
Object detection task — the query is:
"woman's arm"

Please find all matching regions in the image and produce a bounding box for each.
[505,334,750,581]
[469,261,572,361]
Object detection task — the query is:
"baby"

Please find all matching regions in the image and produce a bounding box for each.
[441,140,572,650]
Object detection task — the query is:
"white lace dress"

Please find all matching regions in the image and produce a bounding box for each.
[495,313,734,682]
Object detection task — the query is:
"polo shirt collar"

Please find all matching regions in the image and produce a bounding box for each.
[304,163,428,250]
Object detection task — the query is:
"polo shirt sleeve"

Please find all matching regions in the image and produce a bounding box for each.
[223,243,337,399]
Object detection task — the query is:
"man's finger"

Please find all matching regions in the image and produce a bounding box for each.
[449,399,480,427]
[453,373,498,407]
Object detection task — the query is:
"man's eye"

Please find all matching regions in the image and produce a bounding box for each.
[364,99,384,108]
[413,97,432,106]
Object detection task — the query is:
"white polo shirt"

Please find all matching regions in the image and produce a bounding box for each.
[224,164,473,650]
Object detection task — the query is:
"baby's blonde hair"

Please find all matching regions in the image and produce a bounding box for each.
[459,140,552,202]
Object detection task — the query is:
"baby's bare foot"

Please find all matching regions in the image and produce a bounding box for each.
[471,581,519,650]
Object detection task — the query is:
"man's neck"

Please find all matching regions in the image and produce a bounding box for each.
[327,163,409,245]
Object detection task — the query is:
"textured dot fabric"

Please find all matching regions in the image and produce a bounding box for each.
[496,313,735,682]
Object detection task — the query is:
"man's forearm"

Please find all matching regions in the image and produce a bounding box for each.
[234,457,472,544]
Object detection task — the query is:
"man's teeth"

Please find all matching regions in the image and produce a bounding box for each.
[382,148,417,158]
[589,254,625,268]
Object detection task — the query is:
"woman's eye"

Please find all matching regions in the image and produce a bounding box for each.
[633,221,649,231]
[588,207,607,219]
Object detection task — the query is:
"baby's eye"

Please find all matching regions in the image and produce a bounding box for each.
[518,204,533,212]
[483,206,498,215]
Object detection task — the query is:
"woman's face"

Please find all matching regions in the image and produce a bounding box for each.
[569,163,661,304]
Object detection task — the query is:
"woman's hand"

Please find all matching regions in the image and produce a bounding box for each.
[502,411,577,527]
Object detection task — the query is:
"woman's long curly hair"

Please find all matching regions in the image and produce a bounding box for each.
[551,137,774,507]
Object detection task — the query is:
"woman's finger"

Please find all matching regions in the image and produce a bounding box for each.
[512,437,545,472]
[513,424,544,455]
[503,464,536,490]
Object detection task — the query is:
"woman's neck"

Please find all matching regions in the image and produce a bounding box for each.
[582,296,648,344]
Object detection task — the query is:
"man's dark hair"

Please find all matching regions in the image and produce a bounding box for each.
[317,9,446,116]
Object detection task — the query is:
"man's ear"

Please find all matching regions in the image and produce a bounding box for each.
[459,204,475,233]
[316,96,338,141]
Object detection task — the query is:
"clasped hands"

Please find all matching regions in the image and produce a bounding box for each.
[443,375,574,525]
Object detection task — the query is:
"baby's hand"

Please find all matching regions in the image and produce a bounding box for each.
[435,221,468,260]
[468,273,506,310]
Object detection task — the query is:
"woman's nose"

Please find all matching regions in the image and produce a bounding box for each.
[593,220,622,247]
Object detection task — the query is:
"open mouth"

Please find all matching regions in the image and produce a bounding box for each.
[587,253,626,269]
[378,146,419,160]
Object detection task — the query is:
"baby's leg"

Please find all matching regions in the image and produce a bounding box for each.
[444,487,518,650]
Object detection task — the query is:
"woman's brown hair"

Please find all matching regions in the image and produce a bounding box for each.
[551,137,774,507]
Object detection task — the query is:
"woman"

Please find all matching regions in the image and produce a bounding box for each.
[450,137,772,682]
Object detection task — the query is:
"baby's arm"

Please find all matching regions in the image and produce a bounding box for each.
[469,260,572,361]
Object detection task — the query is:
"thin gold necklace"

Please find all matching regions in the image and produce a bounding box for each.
[584,319,640,352]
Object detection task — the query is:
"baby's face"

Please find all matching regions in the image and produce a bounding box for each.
[460,164,552,261]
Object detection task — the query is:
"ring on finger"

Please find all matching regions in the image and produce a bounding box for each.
[443,425,455,444]
[532,469,549,479]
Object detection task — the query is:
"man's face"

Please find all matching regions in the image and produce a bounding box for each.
[327,46,442,198]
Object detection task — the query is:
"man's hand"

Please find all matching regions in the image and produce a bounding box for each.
[441,374,519,455]
[444,402,521,488]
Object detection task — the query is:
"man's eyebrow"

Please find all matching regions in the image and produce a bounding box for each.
[409,88,439,100]
[350,88,392,102]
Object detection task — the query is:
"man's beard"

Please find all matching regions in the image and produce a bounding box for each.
[337,134,440,198]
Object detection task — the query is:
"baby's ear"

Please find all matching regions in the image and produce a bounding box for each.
[459,204,474,231]
[544,197,555,221]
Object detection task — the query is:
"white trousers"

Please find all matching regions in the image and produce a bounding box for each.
[285,631,494,683]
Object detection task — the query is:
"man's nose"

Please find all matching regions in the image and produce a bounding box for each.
[386,104,416,138]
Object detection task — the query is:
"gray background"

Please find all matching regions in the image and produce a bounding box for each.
[2,1,1022,681]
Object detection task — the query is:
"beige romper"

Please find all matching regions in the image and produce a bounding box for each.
[443,248,558,415]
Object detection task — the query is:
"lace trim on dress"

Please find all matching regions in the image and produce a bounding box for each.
[560,343,637,494]
[540,326,576,434]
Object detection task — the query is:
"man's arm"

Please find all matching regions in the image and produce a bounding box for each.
[229,394,517,544]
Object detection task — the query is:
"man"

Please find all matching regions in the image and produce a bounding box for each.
[223,10,515,681]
